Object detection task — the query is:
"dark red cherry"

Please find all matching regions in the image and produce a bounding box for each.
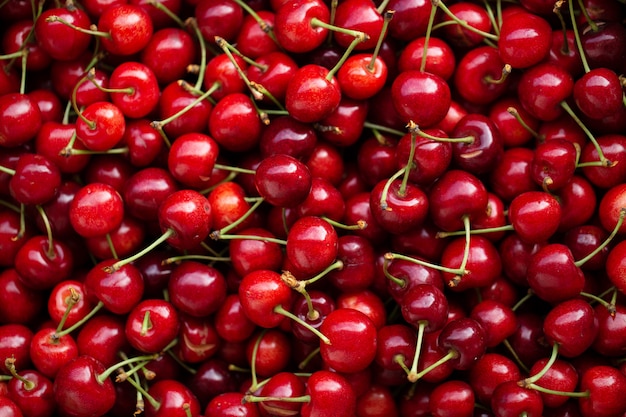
[273,0,329,53]
[158,189,212,251]
[97,4,154,56]
[392,70,451,127]
[285,64,341,124]
[518,63,574,121]
[69,182,124,238]
[125,299,180,353]
[35,6,92,61]
[168,261,227,318]
[286,216,338,277]
[498,11,552,69]
[254,154,312,208]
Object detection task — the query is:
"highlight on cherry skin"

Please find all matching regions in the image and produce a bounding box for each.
[1,0,626,416]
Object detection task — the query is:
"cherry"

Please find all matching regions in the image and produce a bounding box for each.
[69,182,124,238]
[490,381,544,417]
[208,92,263,153]
[453,46,511,106]
[258,115,317,160]
[517,63,574,121]
[370,177,429,235]
[76,314,130,368]
[337,53,388,101]
[543,298,598,358]
[195,0,243,44]
[238,269,294,329]
[285,64,341,124]
[140,27,197,86]
[286,216,338,277]
[295,177,345,222]
[450,113,504,175]
[0,93,43,148]
[246,51,299,105]
[0,269,45,325]
[205,392,260,417]
[168,261,227,318]
[168,132,220,190]
[96,4,154,56]
[508,191,562,243]
[578,366,626,417]
[0,397,23,417]
[573,68,623,120]
[398,36,456,81]
[527,357,579,408]
[530,138,578,191]
[47,280,92,330]
[441,2,493,48]
[300,370,356,417]
[14,235,74,291]
[122,167,179,222]
[108,61,160,119]
[273,0,329,53]
[125,299,180,353]
[498,11,552,69]
[469,300,517,348]
[429,379,475,417]
[30,326,78,379]
[579,134,626,189]
[469,353,521,405]
[391,70,451,127]
[8,153,61,206]
[35,5,92,61]
[436,317,487,371]
[75,101,126,152]
[254,153,312,208]
[235,10,278,59]
[327,235,376,293]
[0,324,33,372]
[5,361,55,417]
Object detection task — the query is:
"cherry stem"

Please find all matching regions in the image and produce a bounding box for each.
[215,36,265,102]
[213,163,256,175]
[433,0,499,41]
[86,68,134,95]
[322,216,367,230]
[575,0,598,33]
[105,229,176,273]
[579,291,615,315]
[214,198,264,237]
[115,359,152,383]
[0,165,15,176]
[146,0,184,27]
[413,349,458,381]
[481,0,499,38]
[45,15,112,39]
[298,347,320,370]
[511,290,534,312]
[384,251,466,276]
[185,18,208,91]
[310,17,368,40]
[411,123,474,143]
[141,311,152,336]
[162,254,230,265]
[419,0,438,73]
[484,64,512,84]
[327,34,367,81]
[400,122,420,195]
[407,321,426,383]
[560,101,612,167]
[382,256,406,288]
[4,358,35,390]
[151,81,220,131]
[54,286,80,334]
[507,107,540,139]
[243,394,311,404]
[54,301,104,339]
[380,168,406,210]
[123,368,161,410]
[274,304,331,345]
[437,224,513,239]
[211,233,287,246]
[368,9,394,72]
[568,0,591,73]
[574,207,626,268]
[526,383,590,398]
[363,121,406,137]
[71,75,96,130]
[552,1,570,55]
[247,329,265,392]
[502,339,531,374]
[521,342,559,386]
[105,233,119,260]
[231,0,278,44]
[37,204,56,258]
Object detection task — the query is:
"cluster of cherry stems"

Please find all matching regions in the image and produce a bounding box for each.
[0,0,626,416]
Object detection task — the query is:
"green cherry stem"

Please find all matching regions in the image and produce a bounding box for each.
[407,321,427,382]
[574,207,626,268]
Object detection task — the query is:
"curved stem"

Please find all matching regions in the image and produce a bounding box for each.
[274,305,331,345]
[407,321,426,382]
[574,208,626,267]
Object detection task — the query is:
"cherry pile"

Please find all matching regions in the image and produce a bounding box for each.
[1,0,626,416]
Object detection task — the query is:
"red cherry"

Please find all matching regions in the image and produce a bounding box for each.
[97,4,154,56]
[579,366,626,417]
[286,216,338,277]
[285,64,341,124]
[69,182,124,238]
[125,299,180,353]
[498,11,552,68]
[391,70,451,127]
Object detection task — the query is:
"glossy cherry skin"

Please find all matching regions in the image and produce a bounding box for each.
[208,92,262,153]
[84,260,145,314]
[580,134,626,189]
[125,299,180,353]
[441,235,502,291]
[255,153,312,208]
[35,7,92,61]
[429,379,475,417]
[370,179,429,235]
[451,113,504,175]
[327,235,376,293]
[337,54,388,101]
[0,323,33,372]
[0,269,45,325]
[285,64,341,124]
[454,46,510,106]
[97,4,154,56]
[301,370,356,417]
[606,240,626,295]
[273,0,329,53]
[108,61,160,119]
[469,353,521,405]
[53,356,115,417]
[318,308,377,373]
[508,191,562,243]
[437,317,487,370]
[14,235,74,290]
[9,153,61,206]
[392,70,451,127]
[531,138,578,191]
[0,93,43,148]
[526,244,586,304]
[76,314,130,368]
[518,63,574,121]
[398,36,456,81]
[238,269,294,328]
[168,132,219,190]
[574,68,623,120]
[528,358,578,408]
[544,298,598,358]
[168,261,227,318]
[429,169,489,232]
[7,367,55,417]
[75,101,126,152]
[400,283,449,333]
[158,189,212,251]
[498,11,552,68]
[491,381,544,417]
[286,216,338,277]
[579,366,626,417]
[144,379,201,417]
[69,182,124,239]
